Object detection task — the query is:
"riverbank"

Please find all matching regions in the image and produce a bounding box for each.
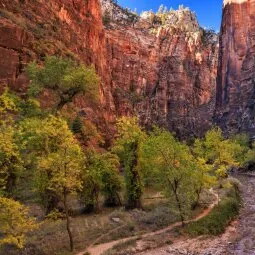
[137,173,255,255]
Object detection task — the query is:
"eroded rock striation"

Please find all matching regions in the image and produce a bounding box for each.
[0,0,107,88]
[0,0,219,138]
[0,0,115,137]
[102,0,218,137]
[216,0,255,136]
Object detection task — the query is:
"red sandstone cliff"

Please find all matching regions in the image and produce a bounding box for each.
[103,3,218,137]
[0,0,115,135]
[0,0,218,138]
[216,0,255,136]
[0,0,107,87]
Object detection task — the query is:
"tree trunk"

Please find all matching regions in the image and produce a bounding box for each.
[104,192,122,207]
[116,191,122,206]
[125,141,142,210]
[174,191,184,227]
[6,172,16,195]
[45,191,60,214]
[193,187,202,209]
[56,99,67,112]
[63,191,74,251]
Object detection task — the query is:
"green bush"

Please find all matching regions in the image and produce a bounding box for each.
[71,116,83,134]
[103,10,111,26]
[26,56,99,110]
[186,193,241,236]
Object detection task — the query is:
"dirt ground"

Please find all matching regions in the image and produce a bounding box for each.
[77,191,218,255]
[138,174,255,255]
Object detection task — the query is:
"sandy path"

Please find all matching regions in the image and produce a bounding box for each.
[76,191,218,255]
[138,173,255,255]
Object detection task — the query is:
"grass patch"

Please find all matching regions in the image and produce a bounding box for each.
[186,187,241,236]
[133,205,178,231]
[103,238,138,255]
[0,189,216,255]
[95,201,179,244]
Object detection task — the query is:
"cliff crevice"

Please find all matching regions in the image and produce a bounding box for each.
[215,0,255,136]
[0,0,219,138]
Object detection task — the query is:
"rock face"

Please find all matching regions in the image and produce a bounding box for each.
[100,0,138,24]
[0,0,218,138]
[0,0,107,87]
[0,0,115,136]
[215,0,255,136]
[103,1,218,137]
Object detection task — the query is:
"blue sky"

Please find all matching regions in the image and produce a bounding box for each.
[118,0,223,31]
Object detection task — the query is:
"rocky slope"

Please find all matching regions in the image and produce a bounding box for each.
[215,0,255,137]
[102,0,219,138]
[0,0,218,138]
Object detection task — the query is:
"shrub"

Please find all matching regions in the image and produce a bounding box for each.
[103,10,111,26]
[186,191,241,236]
[0,197,38,249]
[134,206,178,231]
[71,116,83,134]
[46,209,65,221]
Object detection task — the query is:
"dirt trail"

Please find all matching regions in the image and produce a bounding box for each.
[76,192,219,255]
[138,174,255,255]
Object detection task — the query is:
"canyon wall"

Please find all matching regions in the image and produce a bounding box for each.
[0,0,116,137]
[0,0,107,88]
[215,0,255,136]
[0,0,219,138]
[102,1,218,137]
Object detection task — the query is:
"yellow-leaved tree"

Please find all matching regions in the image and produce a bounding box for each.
[0,90,23,196]
[0,126,23,196]
[203,128,239,179]
[38,141,83,251]
[0,197,37,249]
[18,115,84,251]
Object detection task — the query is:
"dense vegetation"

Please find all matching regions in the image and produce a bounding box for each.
[186,181,242,235]
[0,56,254,253]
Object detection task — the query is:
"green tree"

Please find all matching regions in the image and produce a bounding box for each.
[230,134,253,167]
[141,129,196,225]
[100,152,122,207]
[0,89,20,125]
[113,117,146,209]
[80,151,122,211]
[246,142,255,163]
[19,98,42,118]
[26,56,99,110]
[203,128,239,179]
[80,153,101,212]
[192,157,216,208]
[0,88,42,122]
[103,10,111,26]
[71,116,83,134]
[0,125,23,196]
[0,197,37,249]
